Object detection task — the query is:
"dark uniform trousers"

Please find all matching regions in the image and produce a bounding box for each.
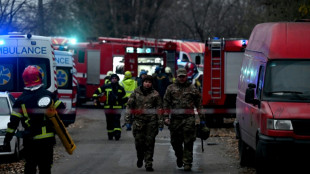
[133,119,159,168]
[169,115,196,166]
[105,109,122,140]
[24,141,54,174]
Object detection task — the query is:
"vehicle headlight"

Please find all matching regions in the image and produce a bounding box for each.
[267,119,293,130]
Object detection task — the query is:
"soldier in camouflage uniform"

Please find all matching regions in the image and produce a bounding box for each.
[125,75,163,172]
[163,68,205,171]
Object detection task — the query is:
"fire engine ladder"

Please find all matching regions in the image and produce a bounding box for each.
[208,37,224,99]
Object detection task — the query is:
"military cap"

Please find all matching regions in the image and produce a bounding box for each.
[177,68,187,77]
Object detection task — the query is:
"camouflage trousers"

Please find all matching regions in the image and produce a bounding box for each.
[169,116,196,166]
[133,119,159,168]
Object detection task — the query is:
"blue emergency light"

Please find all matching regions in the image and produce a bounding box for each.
[0,40,4,45]
[241,40,247,46]
[145,48,151,53]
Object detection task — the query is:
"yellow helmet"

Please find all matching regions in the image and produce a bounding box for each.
[124,71,132,79]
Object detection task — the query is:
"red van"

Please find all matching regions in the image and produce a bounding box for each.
[235,22,310,172]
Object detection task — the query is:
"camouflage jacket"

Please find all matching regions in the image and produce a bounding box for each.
[125,86,163,127]
[163,81,204,120]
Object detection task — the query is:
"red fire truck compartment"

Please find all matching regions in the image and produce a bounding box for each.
[202,38,247,126]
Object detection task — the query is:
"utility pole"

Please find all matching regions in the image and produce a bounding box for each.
[38,0,45,35]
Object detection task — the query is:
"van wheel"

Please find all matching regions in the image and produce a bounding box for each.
[238,139,254,166]
[255,140,268,173]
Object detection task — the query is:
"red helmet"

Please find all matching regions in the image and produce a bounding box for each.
[185,62,197,79]
[22,65,42,87]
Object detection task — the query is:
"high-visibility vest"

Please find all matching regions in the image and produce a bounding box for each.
[120,79,137,98]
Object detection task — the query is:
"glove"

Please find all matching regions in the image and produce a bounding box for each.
[126,123,132,131]
[159,127,163,131]
[93,99,98,106]
[200,121,206,126]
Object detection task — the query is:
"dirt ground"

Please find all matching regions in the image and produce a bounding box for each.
[0,118,256,174]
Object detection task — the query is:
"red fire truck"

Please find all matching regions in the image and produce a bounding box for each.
[70,37,150,105]
[199,37,247,126]
[123,38,205,78]
[69,37,205,105]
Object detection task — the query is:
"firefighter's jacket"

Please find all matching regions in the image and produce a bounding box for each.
[120,78,138,99]
[93,82,126,109]
[4,86,65,145]
[104,78,111,85]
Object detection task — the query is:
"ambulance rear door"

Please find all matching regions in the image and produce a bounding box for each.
[0,35,55,96]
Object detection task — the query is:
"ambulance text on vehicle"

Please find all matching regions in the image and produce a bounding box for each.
[0,34,57,98]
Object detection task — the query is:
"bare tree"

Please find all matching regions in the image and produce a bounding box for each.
[159,0,248,41]
[0,0,27,34]
[11,0,309,40]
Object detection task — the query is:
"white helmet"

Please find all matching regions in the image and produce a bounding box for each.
[165,67,171,73]
[107,71,113,76]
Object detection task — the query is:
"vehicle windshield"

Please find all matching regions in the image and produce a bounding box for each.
[0,97,10,115]
[263,60,310,102]
[0,57,51,92]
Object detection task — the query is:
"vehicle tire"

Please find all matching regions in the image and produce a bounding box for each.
[255,140,268,174]
[238,138,254,167]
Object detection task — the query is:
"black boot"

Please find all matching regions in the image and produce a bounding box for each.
[108,133,114,140]
[146,166,154,172]
[137,159,143,168]
[114,131,121,140]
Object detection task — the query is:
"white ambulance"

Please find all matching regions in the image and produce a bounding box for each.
[0,33,57,98]
[55,50,77,126]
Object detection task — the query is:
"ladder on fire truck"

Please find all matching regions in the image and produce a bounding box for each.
[208,37,224,99]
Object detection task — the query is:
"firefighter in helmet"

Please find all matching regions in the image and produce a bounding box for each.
[165,66,175,84]
[137,70,147,86]
[120,71,138,105]
[93,74,126,140]
[104,71,114,85]
[4,65,66,174]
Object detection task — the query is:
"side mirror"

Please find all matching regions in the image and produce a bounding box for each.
[195,55,201,65]
[245,83,259,105]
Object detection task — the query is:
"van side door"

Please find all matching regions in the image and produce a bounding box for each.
[248,65,265,148]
